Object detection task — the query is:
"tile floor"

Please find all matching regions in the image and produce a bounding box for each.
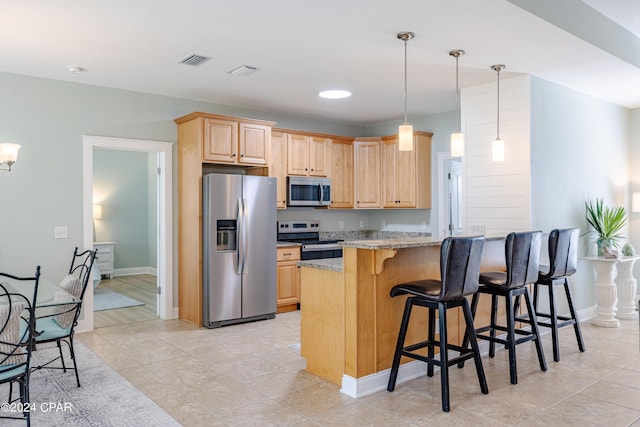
[77,312,640,426]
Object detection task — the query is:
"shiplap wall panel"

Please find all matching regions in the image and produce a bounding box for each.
[461,75,531,236]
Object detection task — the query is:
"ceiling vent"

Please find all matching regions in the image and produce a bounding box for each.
[178,54,211,67]
[228,65,259,76]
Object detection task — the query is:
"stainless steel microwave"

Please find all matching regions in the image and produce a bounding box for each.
[287,177,331,207]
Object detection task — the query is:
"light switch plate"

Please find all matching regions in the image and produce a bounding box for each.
[54,226,68,239]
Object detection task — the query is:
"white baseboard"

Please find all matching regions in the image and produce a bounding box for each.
[173,307,180,319]
[112,266,157,277]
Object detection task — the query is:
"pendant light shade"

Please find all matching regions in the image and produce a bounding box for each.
[449,50,465,157]
[491,64,505,162]
[397,32,414,151]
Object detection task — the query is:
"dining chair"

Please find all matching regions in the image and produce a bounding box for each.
[0,266,40,427]
[387,236,488,412]
[31,247,96,387]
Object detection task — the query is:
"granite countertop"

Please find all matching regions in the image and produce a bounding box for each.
[340,234,505,250]
[297,257,343,272]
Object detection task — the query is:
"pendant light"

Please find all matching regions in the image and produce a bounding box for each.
[397,32,414,151]
[491,64,505,162]
[449,50,465,157]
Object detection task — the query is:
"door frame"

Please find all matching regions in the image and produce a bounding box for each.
[437,151,464,239]
[80,135,174,332]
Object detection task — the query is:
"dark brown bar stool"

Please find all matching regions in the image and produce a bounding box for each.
[387,236,487,413]
[461,231,546,385]
[532,228,584,362]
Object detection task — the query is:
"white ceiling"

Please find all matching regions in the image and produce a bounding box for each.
[1,0,639,125]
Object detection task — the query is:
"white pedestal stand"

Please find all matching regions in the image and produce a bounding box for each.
[581,256,640,327]
[615,257,639,320]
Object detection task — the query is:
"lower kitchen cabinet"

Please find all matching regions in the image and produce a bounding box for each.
[276,246,301,313]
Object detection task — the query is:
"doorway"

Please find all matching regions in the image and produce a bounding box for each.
[81,135,174,332]
[437,152,463,238]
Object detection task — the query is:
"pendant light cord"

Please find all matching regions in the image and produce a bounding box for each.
[496,67,500,139]
[403,38,408,124]
[455,54,460,131]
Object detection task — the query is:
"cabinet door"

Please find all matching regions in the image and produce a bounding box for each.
[239,123,269,165]
[270,132,287,209]
[396,141,417,207]
[277,261,300,307]
[203,118,238,163]
[287,134,310,176]
[309,137,331,177]
[381,139,399,207]
[331,140,354,208]
[354,139,381,208]
[382,138,416,208]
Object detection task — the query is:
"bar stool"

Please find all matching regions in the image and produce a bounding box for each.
[532,228,584,362]
[462,231,546,385]
[387,236,487,413]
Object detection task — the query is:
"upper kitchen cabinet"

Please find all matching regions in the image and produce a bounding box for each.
[286,133,331,177]
[354,138,381,208]
[330,138,354,209]
[270,131,287,209]
[175,112,275,166]
[381,132,432,209]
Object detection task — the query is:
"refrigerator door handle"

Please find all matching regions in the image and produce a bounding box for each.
[237,197,247,275]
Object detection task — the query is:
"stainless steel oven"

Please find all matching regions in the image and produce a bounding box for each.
[287,177,331,207]
[277,220,342,260]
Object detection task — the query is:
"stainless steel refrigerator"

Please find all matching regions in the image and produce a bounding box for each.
[202,173,277,328]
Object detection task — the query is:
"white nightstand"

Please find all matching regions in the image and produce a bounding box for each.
[94,242,115,279]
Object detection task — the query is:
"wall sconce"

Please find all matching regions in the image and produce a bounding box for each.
[632,192,640,213]
[397,31,414,151]
[0,143,21,171]
[93,204,103,220]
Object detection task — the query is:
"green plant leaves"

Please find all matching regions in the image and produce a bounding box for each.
[584,198,626,248]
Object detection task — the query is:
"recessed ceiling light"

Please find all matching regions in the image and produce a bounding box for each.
[228,65,259,76]
[319,90,351,99]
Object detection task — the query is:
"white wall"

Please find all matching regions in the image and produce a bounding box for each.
[462,75,532,235]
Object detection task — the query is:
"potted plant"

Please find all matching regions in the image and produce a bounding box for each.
[584,198,626,256]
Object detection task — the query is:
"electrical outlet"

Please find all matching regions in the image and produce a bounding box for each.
[339,221,344,230]
[381,220,386,229]
[420,221,427,230]
[470,224,485,235]
[359,220,364,228]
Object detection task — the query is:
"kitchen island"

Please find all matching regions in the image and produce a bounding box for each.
[298,236,505,398]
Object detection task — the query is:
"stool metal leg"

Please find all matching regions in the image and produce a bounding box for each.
[524,288,547,373]
[461,299,489,395]
[564,278,585,353]
[489,294,498,358]
[427,306,436,377]
[548,278,560,362]
[387,297,413,392]
[438,302,450,412]
[505,290,518,384]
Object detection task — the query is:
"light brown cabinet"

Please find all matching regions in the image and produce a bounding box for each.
[175,112,276,325]
[354,138,381,208]
[330,138,354,208]
[277,246,301,313]
[270,131,287,209]
[382,136,417,207]
[202,116,272,165]
[286,133,331,177]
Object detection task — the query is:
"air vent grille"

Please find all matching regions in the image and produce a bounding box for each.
[178,54,211,67]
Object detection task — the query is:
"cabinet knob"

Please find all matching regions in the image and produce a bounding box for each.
[232,153,236,157]
[305,168,308,171]
[311,168,314,171]
[240,154,244,157]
